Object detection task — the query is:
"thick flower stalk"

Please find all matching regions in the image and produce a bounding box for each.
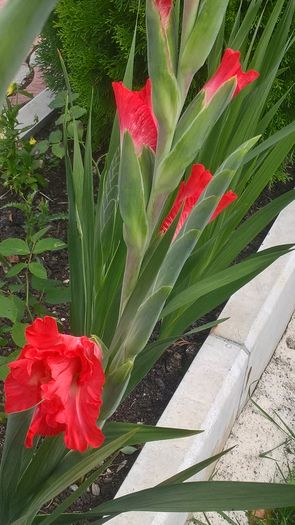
[5,316,105,452]
[160,164,237,237]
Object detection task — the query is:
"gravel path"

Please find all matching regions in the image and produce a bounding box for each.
[187,311,295,525]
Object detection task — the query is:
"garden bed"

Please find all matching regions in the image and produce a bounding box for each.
[0,124,294,512]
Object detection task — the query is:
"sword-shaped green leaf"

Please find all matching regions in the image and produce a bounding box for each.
[0,0,57,105]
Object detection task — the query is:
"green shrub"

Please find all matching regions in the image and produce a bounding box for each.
[36,0,294,151]
[37,1,147,146]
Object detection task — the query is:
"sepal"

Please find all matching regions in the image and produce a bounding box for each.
[119,132,149,253]
[100,359,134,421]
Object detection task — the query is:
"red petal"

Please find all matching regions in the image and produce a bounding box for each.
[211,191,238,221]
[5,317,106,452]
[43,341,105,452]
[160,164,212,237]
[5,358,49,413]
[203,48,259,103]
[63,380,105,452]
[235,69,260,96]
[25,316,61,349]
[25,400,65,448]
[112,80,158,154]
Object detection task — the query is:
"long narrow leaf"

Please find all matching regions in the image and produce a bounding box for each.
[67,482,295,517]
[0,0,57,104]
[162,245,294,318]
[103,422,202,445]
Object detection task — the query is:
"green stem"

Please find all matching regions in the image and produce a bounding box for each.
[25,249,34,322]
[147,190,167,238]
[119,247,143,317]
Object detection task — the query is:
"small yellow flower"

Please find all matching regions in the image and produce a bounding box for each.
[6,82,17,97]
[29,136,37,146]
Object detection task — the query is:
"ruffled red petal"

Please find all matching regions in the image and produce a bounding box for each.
[25,400,66,447]
[112,80,158,154]
[4,316,105,452]
[43,342,105,452]
[5,358,49,413]
[25,316,61,349]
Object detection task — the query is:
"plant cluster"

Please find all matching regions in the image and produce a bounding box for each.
[0,84,45,194]
[0,192,68,363]
[34,90,87,161]
[0,88,69,361]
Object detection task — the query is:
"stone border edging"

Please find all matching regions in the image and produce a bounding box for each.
[110,200,295,525]
[18,88,55,139]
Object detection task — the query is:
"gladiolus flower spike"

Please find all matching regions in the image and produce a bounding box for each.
[112,79,158,155]
[203,49,259,104]
[160,164,238,237]
[4,316,105,452]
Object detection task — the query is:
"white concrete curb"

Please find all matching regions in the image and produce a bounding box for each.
[18,88,55,139]
[110,200,295,525]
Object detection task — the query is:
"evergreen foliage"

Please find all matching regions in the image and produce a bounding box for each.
[37,0,147,145]
[36,0,294,150]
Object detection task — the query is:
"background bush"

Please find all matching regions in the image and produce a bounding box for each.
[36,0,295,150]
[36,0,147,146]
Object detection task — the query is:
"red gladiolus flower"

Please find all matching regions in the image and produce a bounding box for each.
[112,79,158,155]
[203,48,259,104]
[160,164,237,237]
[154,0,173,29]
[4,317,105,452]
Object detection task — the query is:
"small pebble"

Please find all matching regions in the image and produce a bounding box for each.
[91,483,101,496]
[70,484,79,492]
[116,459,128,472]
[286,336,295,349]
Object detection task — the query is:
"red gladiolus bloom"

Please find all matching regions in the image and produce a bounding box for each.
[160,164,237,237]
[112,79,158,155]
[203,48,259,104]
[154,0,173,29]
[5,317,105,452]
